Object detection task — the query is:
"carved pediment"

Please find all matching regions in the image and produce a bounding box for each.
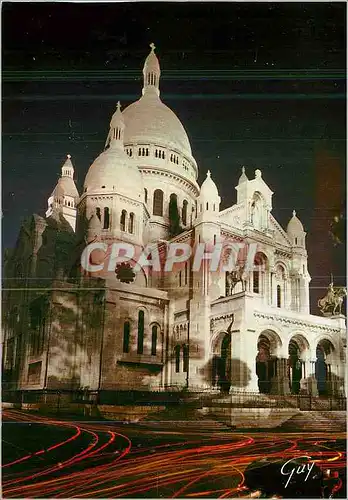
[269,215,292,246]
[210,313,234,333]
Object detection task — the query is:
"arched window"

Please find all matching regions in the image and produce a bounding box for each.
[123,321,130,353]
[206,202,209,210]
[179,271,182,287]
[182,200,188,226]
[253,270,260,293]
[128,213,135,234]
[251,192,263,229]
[153,189,164,216]
[151,325,158,356]
[169,193,180,236]
[120,210,127,231]
[96,207,101,221]
[277,285,281,308]
[103,207,110,229]
[295,237,298,245]
[183,345,189,372]
[144,188,148,203]
[175,345,181,373]
[137,310,144,355]
[185,263,188,285]
[253,253,267,294]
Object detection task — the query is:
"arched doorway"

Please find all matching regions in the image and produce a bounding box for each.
[287,334,310,395]
[256,336,272,393]
[256,331,281,394]
[288,339,302,394]
[212,332,231,392]
[315,340,335,396]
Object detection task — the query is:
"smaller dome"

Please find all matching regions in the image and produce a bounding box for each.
[52,177,79,200]
[84,143,144,199]
[287,210,304,234]
[238,166,249,184]
[200,170,220,200]
[50,155,79,200]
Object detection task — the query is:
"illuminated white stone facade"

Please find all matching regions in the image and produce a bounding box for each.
[3,45,346,399]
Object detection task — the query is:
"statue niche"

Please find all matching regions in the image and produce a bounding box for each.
[251,192,263,230]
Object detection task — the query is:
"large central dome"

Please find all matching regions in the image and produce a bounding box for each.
[123,90,192,157]
[122,44,192,159]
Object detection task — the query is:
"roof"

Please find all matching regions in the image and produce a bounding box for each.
[122,91,192,157]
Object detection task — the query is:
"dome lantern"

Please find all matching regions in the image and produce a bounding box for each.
[142,42,161,97]
[199,170,221,212]
[287,210,306,248]
[61,154,74,179]
[238,166,249,184]
[105,101,125,151]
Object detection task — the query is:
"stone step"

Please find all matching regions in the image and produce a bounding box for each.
[280,411,346,431]
[137,420,231,432]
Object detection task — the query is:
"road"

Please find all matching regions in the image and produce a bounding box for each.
[2,409,346,498]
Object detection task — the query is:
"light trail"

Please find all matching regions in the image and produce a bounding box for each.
[2,409,346,498]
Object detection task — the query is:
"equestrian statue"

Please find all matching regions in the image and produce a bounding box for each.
[226,264,248,296]
[318,281,347,316]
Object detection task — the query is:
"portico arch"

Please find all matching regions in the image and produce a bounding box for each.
[288,334,310,394]
[256,330,282,394]
[211,331,231,392]
[315,339,336,396]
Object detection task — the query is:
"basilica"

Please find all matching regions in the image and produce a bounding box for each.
[3,45,346,401]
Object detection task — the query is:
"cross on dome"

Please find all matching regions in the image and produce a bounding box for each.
[142,43,161,96]
[67,154,71,159]
[207,170,211,178]
[293,210,296,217]
[116,101,121,111]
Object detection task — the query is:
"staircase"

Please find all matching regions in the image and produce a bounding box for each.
[137,419,232,433]
[280,411,346,432]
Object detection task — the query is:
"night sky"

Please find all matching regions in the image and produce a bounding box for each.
[2,2,346,308]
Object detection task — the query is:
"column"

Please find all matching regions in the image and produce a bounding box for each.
[281,358,291,395]
[299,358,308,394]
[299,278,310,314]
[229,330,259,393]
[270,272,274,306]
[284,279,291,310]
[249,271,254,293]
[305,359,318,396]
